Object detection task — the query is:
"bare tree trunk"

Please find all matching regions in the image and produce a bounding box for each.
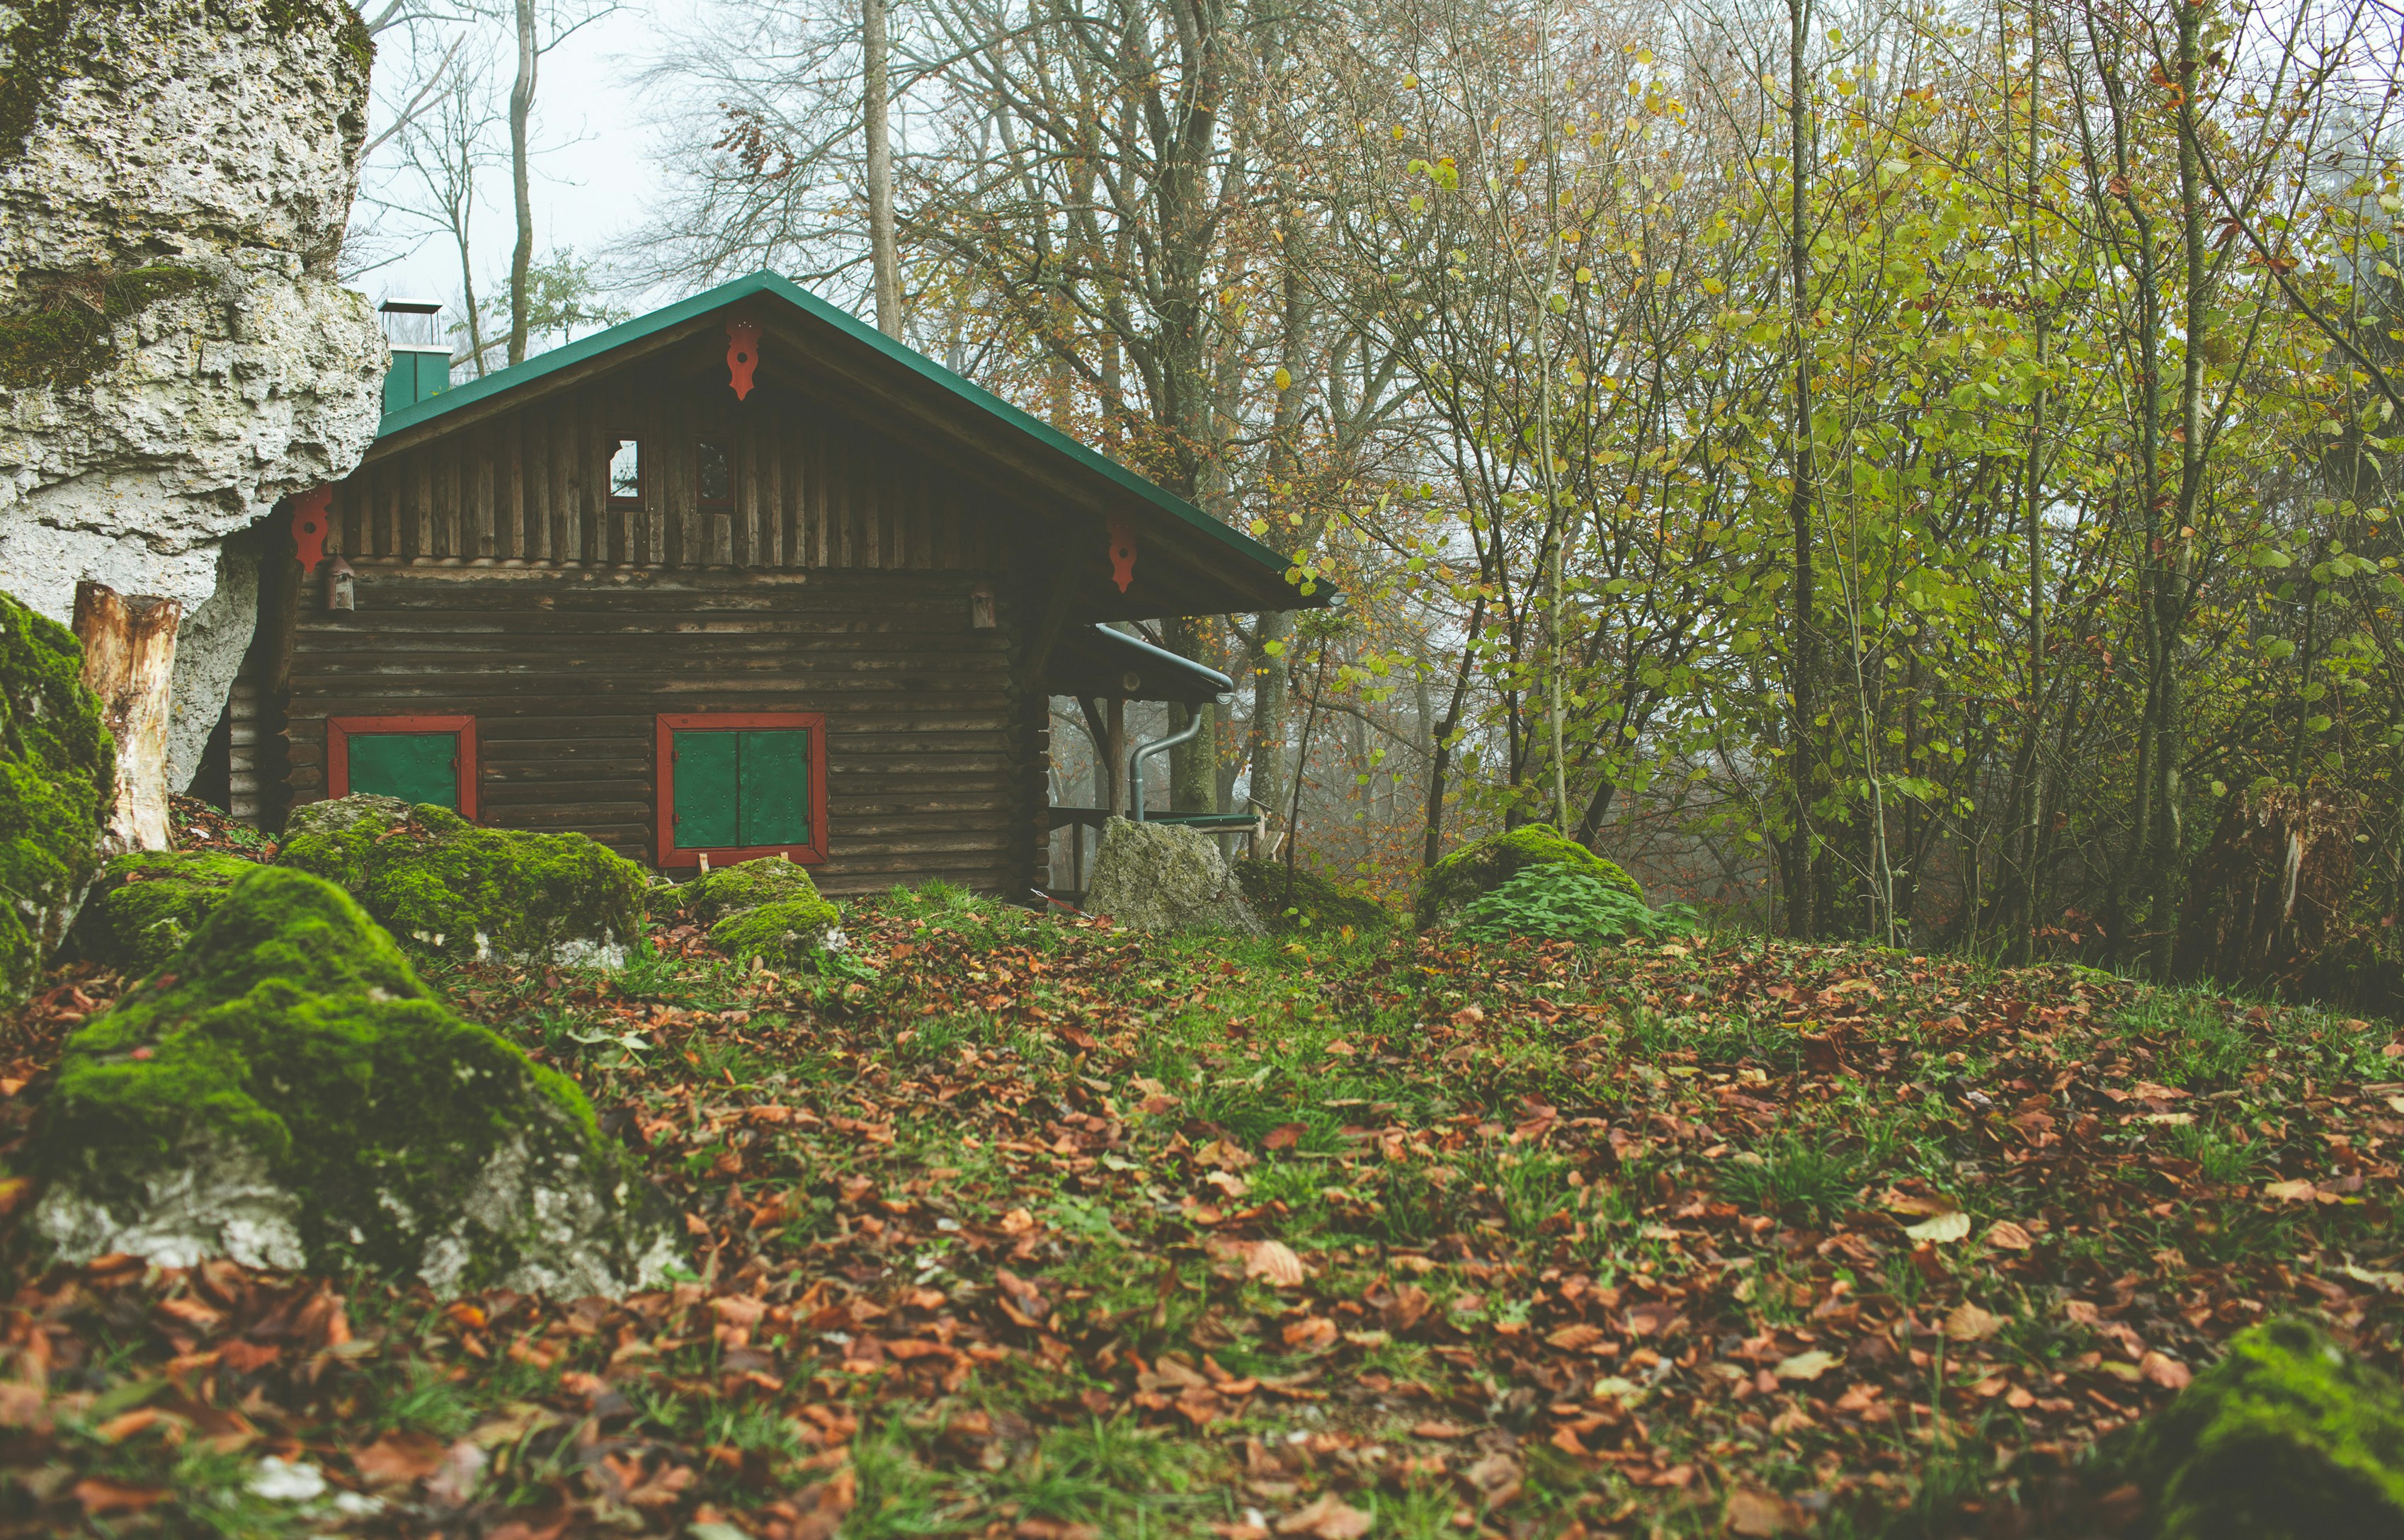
[1249,609,1291,821]
[865,0,900,337]
[508,0,537,366]
[1783,0,1823,939]
[1423,597,1486,869]
[74,583,181,854]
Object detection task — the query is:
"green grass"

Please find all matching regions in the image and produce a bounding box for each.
[1,880,2399,1538]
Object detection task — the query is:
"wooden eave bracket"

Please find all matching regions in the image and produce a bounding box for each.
[291,486,333,576]
[726,315,762,400]
[1106,511,1137,593]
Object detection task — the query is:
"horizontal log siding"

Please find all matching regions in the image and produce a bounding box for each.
[286,565,1030,894]
[334,379,995,574]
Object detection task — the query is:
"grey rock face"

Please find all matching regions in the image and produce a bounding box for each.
[1083,817,1265,935]
[0,0,384,721]
[32,865,680,1298]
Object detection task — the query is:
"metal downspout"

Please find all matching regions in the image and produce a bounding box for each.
[1128,692,1234,820]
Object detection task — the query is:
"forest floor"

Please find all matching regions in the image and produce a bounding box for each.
[1,881,2400,1539]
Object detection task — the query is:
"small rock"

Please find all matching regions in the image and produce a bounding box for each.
[711,896,845,972]
[676,854,833,928]
[1083,819,1263,935]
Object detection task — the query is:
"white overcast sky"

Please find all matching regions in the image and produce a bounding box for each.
[355,1,688,317]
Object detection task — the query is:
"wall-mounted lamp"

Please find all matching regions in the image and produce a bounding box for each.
[969,580,997,629]
[326,554,355,612]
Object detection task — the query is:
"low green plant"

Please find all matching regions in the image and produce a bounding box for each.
[1456,865,1699,945]
[1716,1136,1864,1224]
[1414,821,1642,928]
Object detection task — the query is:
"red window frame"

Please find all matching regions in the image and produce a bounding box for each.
[326,714,479,820]
[654,711,829,869]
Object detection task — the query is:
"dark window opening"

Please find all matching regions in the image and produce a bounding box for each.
[697,440,733,508]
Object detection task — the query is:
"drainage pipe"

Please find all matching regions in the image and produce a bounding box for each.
[1129,692,1234,821]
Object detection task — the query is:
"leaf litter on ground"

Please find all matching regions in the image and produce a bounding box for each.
[0,870,2398,1537]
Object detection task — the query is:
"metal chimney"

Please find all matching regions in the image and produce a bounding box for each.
[378,297,450,414]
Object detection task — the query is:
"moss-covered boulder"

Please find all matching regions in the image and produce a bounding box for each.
[2104,1316,2404,1539]
[676,855,831,927]
[277,795,643,967]
[69,848,257,976]
[1413,822,1640,930]
[1232,857,1391,937]
[710,896,847,972]
[1,592,115,1004]
[30,866,678,1296]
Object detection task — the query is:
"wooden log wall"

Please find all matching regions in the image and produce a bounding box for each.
[327,380,993,575]
[285,565,1034,895]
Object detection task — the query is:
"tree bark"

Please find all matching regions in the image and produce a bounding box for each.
[73,583,181,855]
[865,0,900,338]
[1784,0,1823,939]
[508,0,537,366]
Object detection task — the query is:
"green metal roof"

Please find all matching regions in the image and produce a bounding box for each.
[374,269,1321,604]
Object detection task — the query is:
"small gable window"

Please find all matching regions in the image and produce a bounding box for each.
[654,712,827,867]
[608,438,642,507]
[327,714,478,819]
[697,440,733,509]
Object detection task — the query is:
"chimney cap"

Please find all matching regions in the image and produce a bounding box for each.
[379,297,444,316]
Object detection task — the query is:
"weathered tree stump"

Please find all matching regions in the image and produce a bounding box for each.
[72,582,182,854]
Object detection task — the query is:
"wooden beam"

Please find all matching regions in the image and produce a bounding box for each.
[1016,566,1079,694]
[73,582,181,852]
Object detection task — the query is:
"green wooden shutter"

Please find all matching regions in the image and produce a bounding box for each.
[737,729,811,845]
[349,732,457,809]
[673,731,739,848]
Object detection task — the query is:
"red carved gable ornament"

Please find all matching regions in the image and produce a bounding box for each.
[725,316,762,400]
[291,486,333,575]
[1106,513,1137,593]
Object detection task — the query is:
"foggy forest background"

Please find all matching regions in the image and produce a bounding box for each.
[343,0,2404,1003]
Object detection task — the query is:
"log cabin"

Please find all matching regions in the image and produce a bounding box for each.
[221,271,1323,898]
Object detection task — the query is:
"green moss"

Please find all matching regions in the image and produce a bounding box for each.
[70,848,256,977]
[710,896,844,971]
[277,797,644,965]
[35,867,663,1287]
[0,266,209,391]
[675,855,831,927]
[2105,1317,2404,1539]
[1,590,113,1004]
[1413,822,1641,929]
[1231,857,1391,937]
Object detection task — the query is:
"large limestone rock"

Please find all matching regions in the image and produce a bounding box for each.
[1083,818,1263,935]
[32,866,678,1296]
[2106,1316,2404,1539]
[1414,821,1641,929]
[0,0,386,782]
[1,589,112,1003]
[277,796,645,968]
